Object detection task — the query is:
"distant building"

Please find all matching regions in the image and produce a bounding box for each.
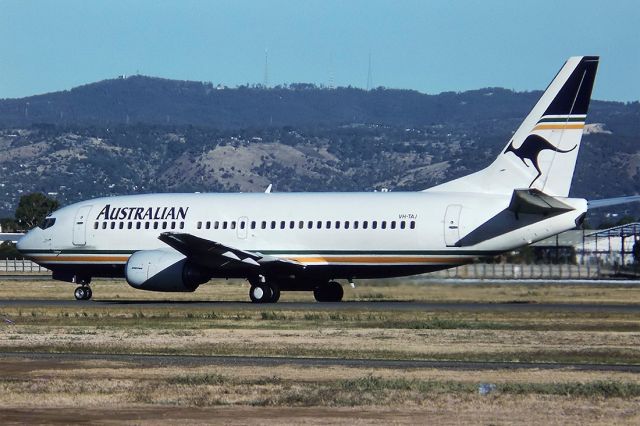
[533,224,640,265]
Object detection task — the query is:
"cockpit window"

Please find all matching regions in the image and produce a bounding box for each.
[39,217,56,229]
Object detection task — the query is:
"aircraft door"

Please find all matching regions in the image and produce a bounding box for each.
[237,216,248,239]
[444,205,462,247]
[72,205,92,246]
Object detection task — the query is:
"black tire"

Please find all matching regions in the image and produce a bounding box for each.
[328,281,344,302]
[269,285,281,303]
[74,286,86,301]
[313,287,326,302]
[249,284,272,303]
[314,281,343,302]
[84,287,93,300]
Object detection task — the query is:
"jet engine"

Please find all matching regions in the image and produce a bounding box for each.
[125,249,209,292]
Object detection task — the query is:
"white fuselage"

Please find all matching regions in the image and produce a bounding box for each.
[17,191,587,281]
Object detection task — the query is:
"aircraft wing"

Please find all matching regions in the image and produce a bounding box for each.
[158,232,305,272]
[587,195,640,209]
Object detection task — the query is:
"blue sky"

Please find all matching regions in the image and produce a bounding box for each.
[0,0,638,101]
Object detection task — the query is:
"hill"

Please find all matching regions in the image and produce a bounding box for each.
[0,77,638,224]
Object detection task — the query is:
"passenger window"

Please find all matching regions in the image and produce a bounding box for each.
[271,221,276,229]
[251,221,256,229]
[214,221,220,230]
[372,221,378,229]
[326,221,331,229]
[162,222,167,229]
[94,222,99,230]
[391,221,396,229]
[410,220,416,229]
[363,221,368,229]
[280,221,285,229]
[111,222,116,229]
[307,221,313,229]
[317,221,322,229]
[171,222,176,230]
[239,221,245,230]
[102,222,107,230]
[128,222,133,229]
[298,221,304,229]
[354,221,359,229]
[400,221,406,229]
[145,222,150,229]
[119,222,124,229]
[289,221,295,229]
[179,222,184,230]
[153,222,159,229]
[205,221,211,229]
[335,221,340,229]
[261,221,266,229]
[197,221,202,230]
[345,221,350,229]
[232,221,237,230]
[223,222,228,230]
[381,221,387,229]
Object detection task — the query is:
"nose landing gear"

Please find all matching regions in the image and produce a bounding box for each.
[74,285,92,300]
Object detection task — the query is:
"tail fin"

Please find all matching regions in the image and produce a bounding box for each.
[427,56,599,197]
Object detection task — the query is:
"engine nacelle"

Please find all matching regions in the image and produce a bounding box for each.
[125,249,209,292]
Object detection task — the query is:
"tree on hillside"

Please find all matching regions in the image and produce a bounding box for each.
[14,193,59,230]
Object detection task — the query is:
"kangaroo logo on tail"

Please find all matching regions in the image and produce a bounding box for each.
[504,134,576,187]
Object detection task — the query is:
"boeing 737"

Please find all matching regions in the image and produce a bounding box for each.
[15,56,639,302]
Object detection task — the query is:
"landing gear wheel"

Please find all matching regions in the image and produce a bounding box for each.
[314,281,344,302]
[74,286,92,301]
[249,284,272,303]
[74,286,86,301]
[268,285,281,303]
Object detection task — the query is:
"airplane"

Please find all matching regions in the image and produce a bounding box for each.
[14,56,640,302]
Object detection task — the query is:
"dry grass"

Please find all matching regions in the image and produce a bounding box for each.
[1,357,640,424]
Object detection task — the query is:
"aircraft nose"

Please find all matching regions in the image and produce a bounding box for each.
[16,231,33,254]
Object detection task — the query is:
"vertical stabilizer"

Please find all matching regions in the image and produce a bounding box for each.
[427,56,599,197]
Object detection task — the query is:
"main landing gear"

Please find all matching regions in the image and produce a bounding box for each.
[249,280,280,304]
[313,281,344,302]
[247,277,344,303]
[74,285,92,301]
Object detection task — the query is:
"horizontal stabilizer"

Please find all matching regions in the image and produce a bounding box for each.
[588,195,640,209]
[508,189,574,215]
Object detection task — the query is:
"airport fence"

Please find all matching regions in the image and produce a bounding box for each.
[429,262,616,280]
[0,259,49,273]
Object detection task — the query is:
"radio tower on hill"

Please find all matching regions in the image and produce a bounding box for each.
[263,49,270,88]
[366,52,373,91]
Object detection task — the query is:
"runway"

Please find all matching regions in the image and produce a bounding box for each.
[3,351,639,373]
[1,298,639,313]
